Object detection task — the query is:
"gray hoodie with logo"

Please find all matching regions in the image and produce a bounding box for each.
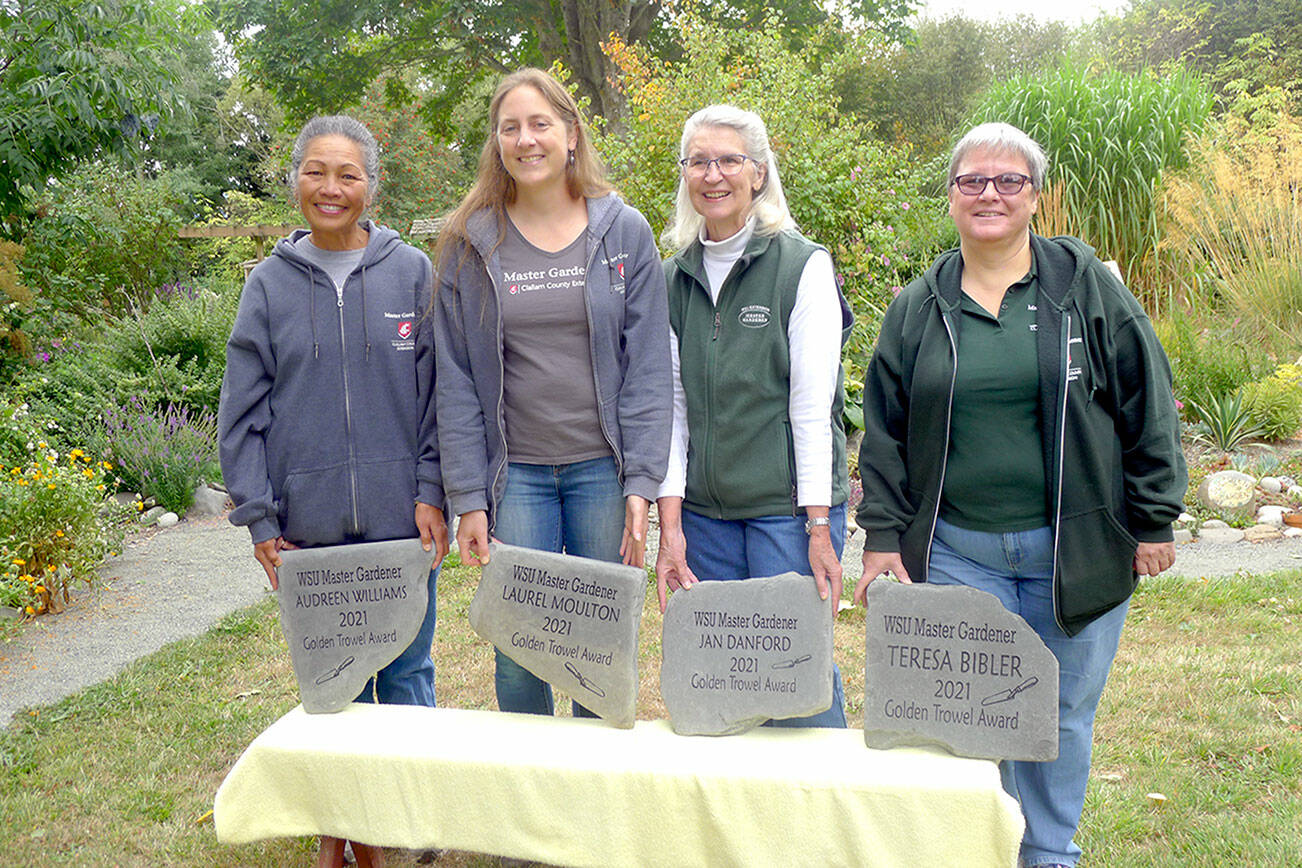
[434,193,671,527]
[219,222,443,546]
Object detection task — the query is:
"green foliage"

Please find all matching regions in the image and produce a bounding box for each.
[595,11,948,390]
[0,406,125,618]
[0,240,32,382]
[970,64,1212,313]
[17,163,196,330]
[1242,365,1302,442]
[1154,312,1271,411]
[1186,391,1265,454]
[0,0,197,223]
[15,280,238,453]
[837,14,1075,158]
[1097,0,1302,114]
[186,191,302,283]
[102,400,219,513]
[353,81,474,238]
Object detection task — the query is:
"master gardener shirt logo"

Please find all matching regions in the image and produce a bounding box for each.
[397,321,412,340]
[738,304,772,328]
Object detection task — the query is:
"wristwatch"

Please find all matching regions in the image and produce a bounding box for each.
[804,516,831,534]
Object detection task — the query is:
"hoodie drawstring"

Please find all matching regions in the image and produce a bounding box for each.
[361,265,371,361]
[309,269,320,359]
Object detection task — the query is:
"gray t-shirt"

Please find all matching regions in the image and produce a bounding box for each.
[497,218,610,464]
[295,234,366,302]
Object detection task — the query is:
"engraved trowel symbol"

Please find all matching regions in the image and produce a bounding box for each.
[565,661,606,697]
[981,676,1038,707]
[315,655,355,684]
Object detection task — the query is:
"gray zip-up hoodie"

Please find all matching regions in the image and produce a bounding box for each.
[434,193,671,527]
[219,222,443,546]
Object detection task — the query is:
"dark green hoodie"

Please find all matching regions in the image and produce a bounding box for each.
[856,234,1186,635]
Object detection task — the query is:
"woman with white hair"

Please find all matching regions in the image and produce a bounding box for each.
[853,122,1186,866]
[654,104,853,728]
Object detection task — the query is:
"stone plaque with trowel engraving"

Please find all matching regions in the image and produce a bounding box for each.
[277,538,434,713]
[469,543,646,728]
[865,581,1058,760]
[661,573,834,736]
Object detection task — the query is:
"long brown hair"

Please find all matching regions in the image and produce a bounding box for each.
[434,68,614,271]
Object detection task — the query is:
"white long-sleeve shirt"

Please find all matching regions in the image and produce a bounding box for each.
[659,220,842,507]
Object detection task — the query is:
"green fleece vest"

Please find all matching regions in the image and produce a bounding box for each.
[666,230,851,520]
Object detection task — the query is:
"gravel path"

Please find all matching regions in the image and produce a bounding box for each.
[2,514,1300,728]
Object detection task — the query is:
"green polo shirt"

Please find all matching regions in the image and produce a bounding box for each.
[940,264,1049,533]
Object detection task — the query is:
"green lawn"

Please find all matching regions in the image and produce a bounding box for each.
[1,566,1298,866]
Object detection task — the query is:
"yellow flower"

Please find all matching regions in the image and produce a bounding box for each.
[101,461,113,470]
[69,449,84,459]
[34,585,45,594]
[135,501,144,511]
[16,479,28,486]
[82,469,94,479]
[37,441,46,449]
[47,483,56,490]
[11,559,23,566]
[24,606,33,615]
[96,484,105,491]
[55,530,64,537]
[20,575,33,583]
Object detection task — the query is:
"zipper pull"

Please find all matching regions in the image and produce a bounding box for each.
[338,298,344,309]
[712,311,721,340]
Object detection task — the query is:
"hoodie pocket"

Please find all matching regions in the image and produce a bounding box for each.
[279,466,352,547]
[1057,506,1139,627]
[354,455,419,541]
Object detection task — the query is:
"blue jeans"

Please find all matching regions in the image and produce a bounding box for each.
[355,566,439,706]
[681,504,848,728]
[492,456,625,717]
[928,517,1128,868]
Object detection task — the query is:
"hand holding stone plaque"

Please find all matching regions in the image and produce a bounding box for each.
[469,543,646,728]
[864,581,1058,761]
[277,538,434,713]
[661,573,834,736]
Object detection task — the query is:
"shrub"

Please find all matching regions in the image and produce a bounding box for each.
[102,400,219,514]
[969,63,1212,314]
[1186,391,1264,453]
[0,411,125,618]
[1242,364,1302,441]
[16,277,238,452]
[1153,312,1272,414]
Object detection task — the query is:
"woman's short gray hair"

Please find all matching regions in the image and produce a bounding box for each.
[948,122,1049,190]
[662,104,795,250]
[288,115,381,201]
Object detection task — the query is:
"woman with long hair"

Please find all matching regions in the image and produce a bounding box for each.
[433,69,671,717]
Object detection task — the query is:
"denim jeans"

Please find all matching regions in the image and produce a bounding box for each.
[928,517,1128,868]
[355,566,439,706]
[492,456,625,717]
[680,503,848,728]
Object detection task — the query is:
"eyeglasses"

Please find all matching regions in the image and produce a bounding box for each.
[950,173,1032,196]
[679,154,753,177]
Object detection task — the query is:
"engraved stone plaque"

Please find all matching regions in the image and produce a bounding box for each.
[661,573,834,736]
[864,581,1059,761]
[469,543,646,728]
[277,538,434,714]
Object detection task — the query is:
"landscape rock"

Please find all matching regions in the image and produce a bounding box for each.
[1197,471,1256,522]
[1283,528,1302,539]
[1201,519,1229,529]
[1259,476,1283,495]
[1243,524,1283,543]
[188,484,230,517]
[112,492,141,508]
[1173,528,1193,544]
[156,512,179,528]
[1256,505,1289,527]
[1178,512,1195,524]
[139,506,167,526]
[1197,525,1246,544]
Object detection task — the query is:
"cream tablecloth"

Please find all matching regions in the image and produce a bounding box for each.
[214,704,1022,867]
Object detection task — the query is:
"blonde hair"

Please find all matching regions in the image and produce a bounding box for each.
[662,104,795,251]
[435,68,613,269]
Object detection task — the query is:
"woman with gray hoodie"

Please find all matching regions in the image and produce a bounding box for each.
[433,69,671,718]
